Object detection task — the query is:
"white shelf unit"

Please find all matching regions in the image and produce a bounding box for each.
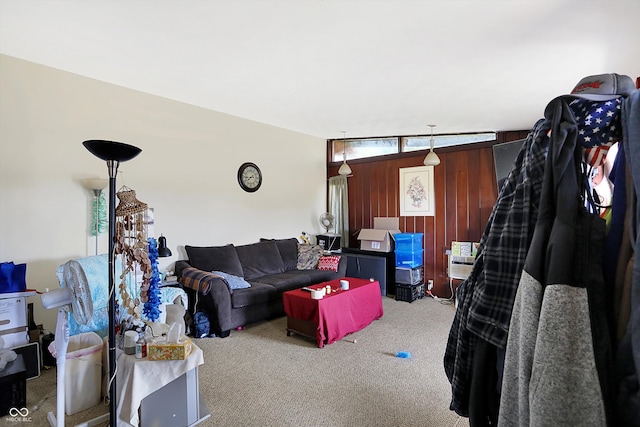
[447,255,475,285]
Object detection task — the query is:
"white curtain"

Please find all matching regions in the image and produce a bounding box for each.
[328,176,349,248]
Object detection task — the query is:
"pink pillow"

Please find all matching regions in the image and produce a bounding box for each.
[317,255,341,272]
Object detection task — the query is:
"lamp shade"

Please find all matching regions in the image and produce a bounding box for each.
[158,235,172,257]
[423,151,441,166]
[83,178,108,191]
[338,162,352,176]
[83,140,141,162]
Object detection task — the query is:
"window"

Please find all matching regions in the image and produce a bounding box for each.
[402,132,496,152]
[331,132,496,162]
[332,138,398,162]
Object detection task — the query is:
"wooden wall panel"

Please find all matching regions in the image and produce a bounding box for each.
[327,130,530,297]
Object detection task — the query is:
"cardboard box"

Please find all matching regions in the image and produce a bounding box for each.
[0,296,28,331]
[472,242,480,257]
[1,295,29,348]
[451,241,480,258]
[451,241,473,257]
[148,337,193,361]
[357,217,401,253]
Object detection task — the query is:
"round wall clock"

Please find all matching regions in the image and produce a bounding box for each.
[237,162,262,192]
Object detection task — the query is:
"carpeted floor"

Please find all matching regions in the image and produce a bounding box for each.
[5,295,466,427]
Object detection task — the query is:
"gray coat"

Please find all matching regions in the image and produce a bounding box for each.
[617,90,640,425]
[498,96,614,426]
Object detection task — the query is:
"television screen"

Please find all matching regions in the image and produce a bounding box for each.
[493,139,525,191]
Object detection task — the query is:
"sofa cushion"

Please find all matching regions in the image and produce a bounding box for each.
[185,244,244,277]
[297,244,324,270]
[261,238,298,271]
[231,282,277,308]
[252,273,313,293]
[289,268,343,284]
[317,255,341,272]
[236,240,285,280]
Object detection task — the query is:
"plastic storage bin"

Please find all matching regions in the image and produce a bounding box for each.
[395,266,423,285]
[393,233,424,252]
[395,283,425,303]
[64,332,103,415]
[395,249,424,268]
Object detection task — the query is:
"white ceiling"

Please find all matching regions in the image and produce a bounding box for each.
[1,0,638,139]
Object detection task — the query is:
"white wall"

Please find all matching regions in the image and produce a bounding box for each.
[0,54,329,331]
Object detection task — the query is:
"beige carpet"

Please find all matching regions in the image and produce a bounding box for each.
[6,296,466,427]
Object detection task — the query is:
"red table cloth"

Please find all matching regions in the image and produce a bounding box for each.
[283,277,384,347]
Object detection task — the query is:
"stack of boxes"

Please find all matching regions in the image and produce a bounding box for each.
[0,291,34,416]
[394,233,425,302]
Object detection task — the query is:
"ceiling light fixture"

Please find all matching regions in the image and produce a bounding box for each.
[423,124,441,166]
[338,130,353,176]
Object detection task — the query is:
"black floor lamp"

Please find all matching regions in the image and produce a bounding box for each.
[83,140,141,427]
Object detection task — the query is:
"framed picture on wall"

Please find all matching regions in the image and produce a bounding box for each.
[399,165,435,216]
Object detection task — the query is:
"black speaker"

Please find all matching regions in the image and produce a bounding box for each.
[42,333,56,367]
[0,354,26,416]
[11,342,40,380]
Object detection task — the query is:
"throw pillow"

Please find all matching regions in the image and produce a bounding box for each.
[185,244,244,277]
[212,270,251,290]
[317,255,341,272]
[297,244,324,270]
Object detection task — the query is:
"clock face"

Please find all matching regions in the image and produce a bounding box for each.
[238,162,262,192]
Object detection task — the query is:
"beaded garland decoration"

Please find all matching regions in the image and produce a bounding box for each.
[144,237,162,322]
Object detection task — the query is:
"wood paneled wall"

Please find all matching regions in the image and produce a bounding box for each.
[327,130,530,298]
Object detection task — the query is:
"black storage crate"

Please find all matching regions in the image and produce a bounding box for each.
[395,283,425,303]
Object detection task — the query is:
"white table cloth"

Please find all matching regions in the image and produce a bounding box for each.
[115,343,204,426]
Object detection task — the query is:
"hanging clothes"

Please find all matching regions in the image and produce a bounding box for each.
[616,90,640,426]
[444,118,550,416]
[498,95,615,426]
[445,73,637,425]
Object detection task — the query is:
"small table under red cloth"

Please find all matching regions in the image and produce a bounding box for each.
[283,278,384,348]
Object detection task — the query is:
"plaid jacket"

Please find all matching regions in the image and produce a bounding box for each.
[444,118,550,416]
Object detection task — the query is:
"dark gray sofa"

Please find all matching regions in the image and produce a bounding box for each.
[175,238,346,337]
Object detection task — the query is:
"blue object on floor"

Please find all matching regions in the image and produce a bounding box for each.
[396,351,411,359]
